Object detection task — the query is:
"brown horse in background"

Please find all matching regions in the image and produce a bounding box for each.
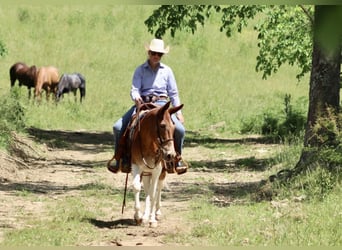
[9,62,37,98]
[34,66,59,102]
[130,101,183,227]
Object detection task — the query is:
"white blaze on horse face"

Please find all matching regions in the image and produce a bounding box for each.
[161,139,176,160]
[159,119,176,161]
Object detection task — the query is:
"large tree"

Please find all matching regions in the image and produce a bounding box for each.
[145,5,342,175]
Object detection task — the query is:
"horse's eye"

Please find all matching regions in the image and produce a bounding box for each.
[160,124,166,129]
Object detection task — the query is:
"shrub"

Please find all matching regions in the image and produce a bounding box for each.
[242,94,306,140]
[266,94,306,138]
[0,89,26,148]
[17,8,30,23]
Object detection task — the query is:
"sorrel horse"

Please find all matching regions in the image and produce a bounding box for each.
[9,62,37,98]
[130,101,183,227]
[34,66,59,102]
[56,73,86,102]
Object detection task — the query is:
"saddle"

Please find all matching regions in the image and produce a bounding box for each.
[114,103,156,173]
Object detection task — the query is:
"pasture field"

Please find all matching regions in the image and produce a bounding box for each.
[0,4,309,133]
[0,3,341,247]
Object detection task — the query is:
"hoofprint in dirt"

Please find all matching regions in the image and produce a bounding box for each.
[0,130,277,246]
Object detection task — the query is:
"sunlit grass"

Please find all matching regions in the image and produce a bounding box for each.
[167,187,342,246]
[0,4,309,135]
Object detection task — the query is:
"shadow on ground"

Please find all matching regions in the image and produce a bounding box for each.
[4,128,274,204]
[27,127,114,150]
[87,218,136,229]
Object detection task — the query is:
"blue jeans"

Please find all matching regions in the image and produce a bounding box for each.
[113,100,185,156]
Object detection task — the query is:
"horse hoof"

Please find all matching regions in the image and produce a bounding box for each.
[135,218,143,226]
[149,221,158,228]
[156,214,162,221]
[142,217,149,225]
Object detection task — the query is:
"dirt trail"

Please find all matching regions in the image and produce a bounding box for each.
[0,128,276,246]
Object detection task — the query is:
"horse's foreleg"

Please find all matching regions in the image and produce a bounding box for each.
[148,168,162,228]
[34,86,42,103]
[141,174,151,224]
[155,178,164,221]
[73,90,77,102]
[46,88,50,101]
[28,87,32,99]
[132,165,143,225]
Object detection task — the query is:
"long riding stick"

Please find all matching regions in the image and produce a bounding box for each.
[121,172,129,214]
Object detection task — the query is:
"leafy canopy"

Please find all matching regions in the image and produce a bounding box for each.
[145,5,314,80]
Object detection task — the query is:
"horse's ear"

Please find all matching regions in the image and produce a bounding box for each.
[157,101,171,118]
[168,104,184,115]
[161,101,171,112]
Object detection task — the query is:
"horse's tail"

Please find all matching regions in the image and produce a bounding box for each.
[77,73,86,86]
[56,74,65,101]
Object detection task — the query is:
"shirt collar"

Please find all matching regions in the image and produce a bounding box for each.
[143,60,165,70]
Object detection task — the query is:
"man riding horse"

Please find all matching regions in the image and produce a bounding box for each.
[108,38,188,175]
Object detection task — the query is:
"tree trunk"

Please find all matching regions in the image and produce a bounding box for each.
[295,5,341,172]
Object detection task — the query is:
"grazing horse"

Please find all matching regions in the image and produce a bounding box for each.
[34,66,59,102]
[130,101,183,227]
[56,73,86,102]
[9,62,37,98]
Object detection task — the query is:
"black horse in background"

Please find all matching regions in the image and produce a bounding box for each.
[56,73,86,102]
[9,62,37,99]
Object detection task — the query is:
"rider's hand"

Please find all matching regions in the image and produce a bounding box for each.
[135,97,143,106]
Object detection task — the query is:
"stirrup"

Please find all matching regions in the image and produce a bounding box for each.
[107,159,120,174]
[164,160,176,174]
[175,160,188,175]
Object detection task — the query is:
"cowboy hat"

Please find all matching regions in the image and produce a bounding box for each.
[145,38,169,54]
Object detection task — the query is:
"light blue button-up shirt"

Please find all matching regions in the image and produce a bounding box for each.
[130,60,181,110]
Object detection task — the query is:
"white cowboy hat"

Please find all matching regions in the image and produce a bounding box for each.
[145,38,169,54]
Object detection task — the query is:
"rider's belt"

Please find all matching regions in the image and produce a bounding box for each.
[142,95,168,103]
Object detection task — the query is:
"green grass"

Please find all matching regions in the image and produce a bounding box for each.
[164,182,342,246]
[0,4,309,134]
[2,180,123,246]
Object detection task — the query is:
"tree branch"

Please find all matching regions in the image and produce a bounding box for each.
[299,5,314,25]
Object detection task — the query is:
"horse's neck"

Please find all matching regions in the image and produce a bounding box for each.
[128,110,150,140]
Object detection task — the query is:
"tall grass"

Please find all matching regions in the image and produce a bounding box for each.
[0,87,26,148]
[0,4,309,135]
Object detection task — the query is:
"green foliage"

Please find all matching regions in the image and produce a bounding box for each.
[241,94,307,140]
[217,5,265,36]
[0,88,26,148]
[145,5,211,38]
[145,5,313,81]
[310,108,342,169]
[255,6,313,80]
[275,163,341,202]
